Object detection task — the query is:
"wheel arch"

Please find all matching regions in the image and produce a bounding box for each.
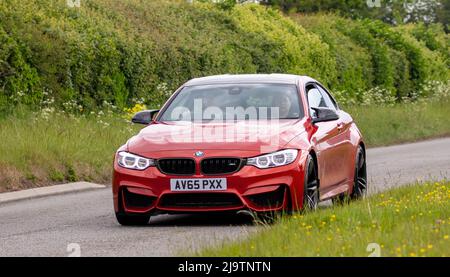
[290,148,318,211]
[359,140,366,156]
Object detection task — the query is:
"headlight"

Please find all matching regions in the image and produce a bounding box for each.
[117,151,155,170]
[247,149,298,169]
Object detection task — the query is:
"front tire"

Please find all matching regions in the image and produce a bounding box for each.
[303,155,319,211]
[351,145,367,199]
[115,212,150,226]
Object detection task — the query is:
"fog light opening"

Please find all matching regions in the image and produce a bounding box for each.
[246,186,286,209]
[122,187,156,209]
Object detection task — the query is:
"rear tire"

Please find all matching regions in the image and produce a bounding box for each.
[115,212,150,226]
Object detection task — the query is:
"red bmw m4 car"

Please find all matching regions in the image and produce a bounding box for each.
[112,74,367,225]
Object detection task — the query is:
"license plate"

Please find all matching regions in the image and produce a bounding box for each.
[170,178,227,191]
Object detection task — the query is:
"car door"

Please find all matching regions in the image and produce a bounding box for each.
[306,83,348,198]
[316,84,355,192]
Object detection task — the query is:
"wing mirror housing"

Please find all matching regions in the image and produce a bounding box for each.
[311,107,339,124]
[131,109,160,125]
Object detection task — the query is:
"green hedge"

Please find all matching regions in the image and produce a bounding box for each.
[0,1,448,111]
[396,23,450,68]
[295,14,449,100]
[230,5,337,87]
[293,14,373,98]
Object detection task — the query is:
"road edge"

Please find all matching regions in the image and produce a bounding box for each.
[0,182,106,204]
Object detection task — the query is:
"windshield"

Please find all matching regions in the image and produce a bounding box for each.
[159,84,303,122]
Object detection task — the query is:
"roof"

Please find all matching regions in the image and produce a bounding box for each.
[184,74,315,86]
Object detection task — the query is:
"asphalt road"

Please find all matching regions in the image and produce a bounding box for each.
[1,138,449,257]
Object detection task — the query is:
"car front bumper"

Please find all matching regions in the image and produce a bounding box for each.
[112,151,308,214]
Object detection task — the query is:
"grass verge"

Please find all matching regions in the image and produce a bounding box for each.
[197,181,450,257]
[0,109,139,192]
[346,98,450,146]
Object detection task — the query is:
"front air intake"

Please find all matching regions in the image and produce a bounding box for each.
[159,193,242,208]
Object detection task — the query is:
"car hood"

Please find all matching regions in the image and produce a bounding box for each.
[127,120,306,155]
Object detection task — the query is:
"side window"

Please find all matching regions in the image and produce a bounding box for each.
[307,87,322,116]
[307,84,332,117]
[317,85,338,110]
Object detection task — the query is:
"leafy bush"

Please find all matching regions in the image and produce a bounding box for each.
[397,23,450,67]
[293,14,373,98]
[230,5,337,87]
[358,19,448,99]
[0,25,41,110]
[295,14,449,102]
[0,1,448,111]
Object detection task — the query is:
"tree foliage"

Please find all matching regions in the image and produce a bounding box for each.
[266,0,449,30]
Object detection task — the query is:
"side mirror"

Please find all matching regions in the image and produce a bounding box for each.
[311,107,339,124]
[131,110,160,125]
